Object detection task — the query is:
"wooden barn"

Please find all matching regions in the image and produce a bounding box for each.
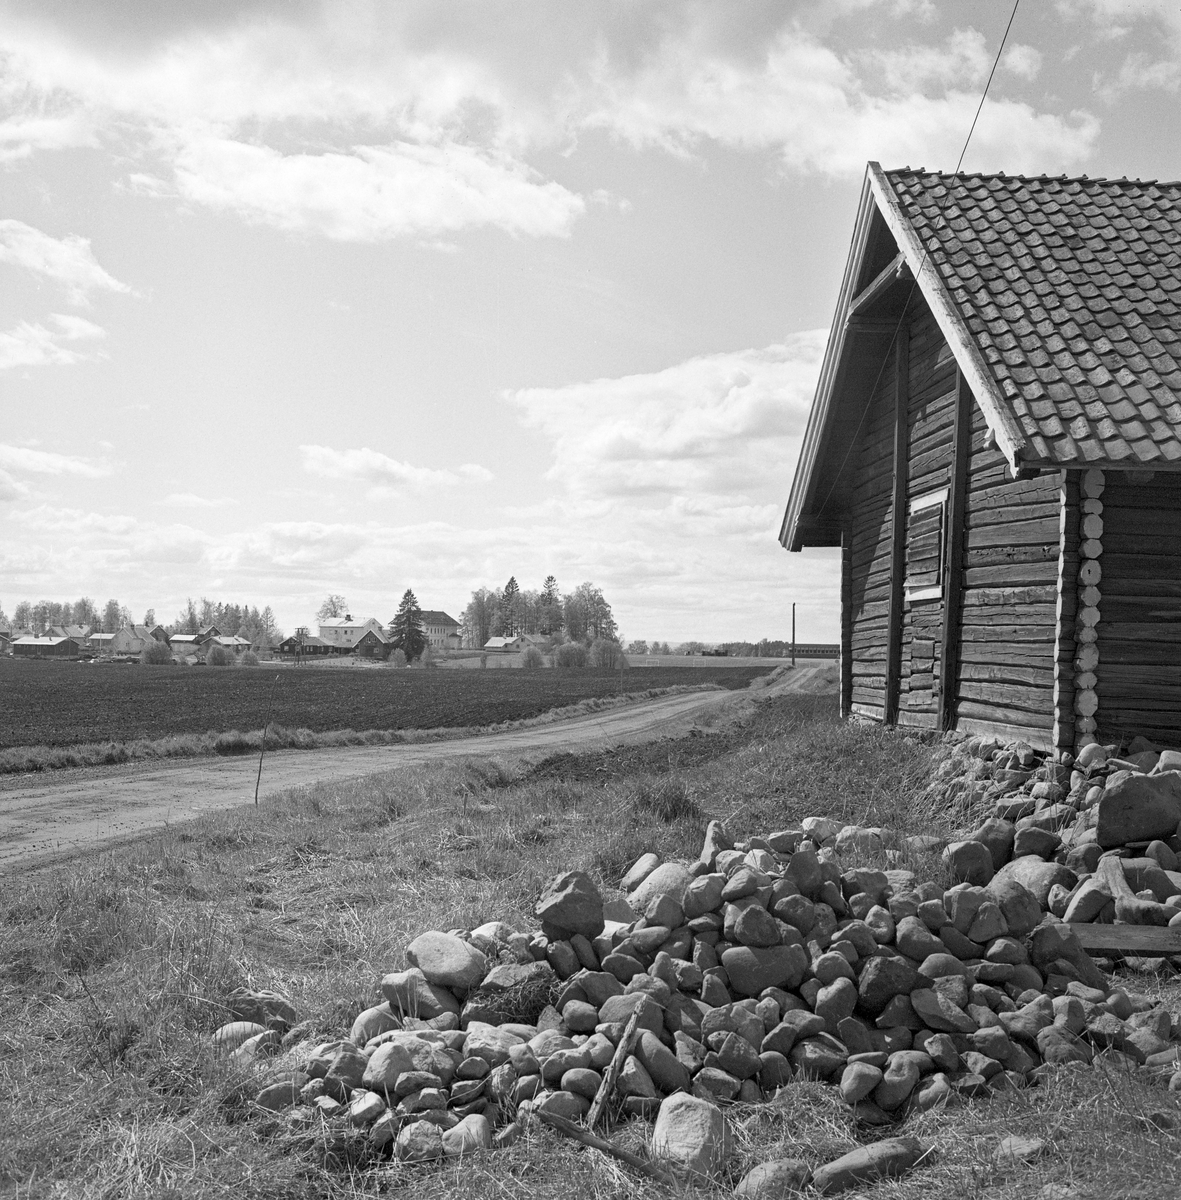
[781,165,1181,755]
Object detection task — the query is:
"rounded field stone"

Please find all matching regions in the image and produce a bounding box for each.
[735,1158,812,1198]
[406,932,488,995]
[721,944,808,997]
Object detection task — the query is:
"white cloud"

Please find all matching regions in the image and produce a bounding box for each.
[299,445,494,492]
[0,313,106,370]
[161,492,237,509]
[0,5,1101,245]
[506,332,826,503]
[1001,44,1044,80]
[0,219,130,305]
[0,442,110,478]
[0,468,28,502]
[168,133,585,242]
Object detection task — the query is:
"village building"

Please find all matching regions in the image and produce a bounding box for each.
[200,634,252,658]
[45,624,91,642]
[318,615,383,649]
[484,635,527,652]
[781,165,1181,754]
[110,624,160,657]
[418,610,461,650]
[88,632,116,655]
[13,636,80,658]
[353,627,392,658]
[168,634,200,655]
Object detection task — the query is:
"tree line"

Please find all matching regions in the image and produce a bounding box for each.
[460,576,617,648]
[0,595,282,647]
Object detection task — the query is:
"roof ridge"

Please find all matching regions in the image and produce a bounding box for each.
[885,166,1181,188]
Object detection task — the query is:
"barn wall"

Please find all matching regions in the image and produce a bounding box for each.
[896,306,956,728]
[1096,473,1181,746]
[952,405,1059,748]
[846,342,897,720]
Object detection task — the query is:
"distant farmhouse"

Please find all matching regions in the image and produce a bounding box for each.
[318,615,384,650]
[13,636,80,658]
[419,611,462,650]
[484,635,527,652]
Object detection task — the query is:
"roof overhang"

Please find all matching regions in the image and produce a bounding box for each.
[779,163,1035,552]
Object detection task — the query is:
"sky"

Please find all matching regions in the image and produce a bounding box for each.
[3,0,1181,643]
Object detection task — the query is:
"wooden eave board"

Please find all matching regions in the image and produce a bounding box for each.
[780,174,887,551]
[1067,922,1181,957]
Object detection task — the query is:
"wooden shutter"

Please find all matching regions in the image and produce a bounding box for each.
[905,488,947,602]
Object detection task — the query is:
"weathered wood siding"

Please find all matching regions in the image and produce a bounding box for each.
[896,307,956,728]
[1097,474,1181,745]
[953,405,1059,747]
[846,343,898,719]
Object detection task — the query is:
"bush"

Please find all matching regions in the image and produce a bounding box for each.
[521,645,545,669]
[206,645,231,667]
[589,638,626,670]
[240,650,260,666]
[554,641,588,669]
[390,649,407,668]
[140,639,173,666]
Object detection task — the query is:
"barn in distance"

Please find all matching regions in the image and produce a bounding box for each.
[781,164,1181,755]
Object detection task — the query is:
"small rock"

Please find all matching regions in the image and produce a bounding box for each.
[394,1119,443,1162]
[735,1158,812,1197]
[995,1135,1045,1167]
[407,931,488,995]
[944,840,994,885]
[811,1136,930,1194]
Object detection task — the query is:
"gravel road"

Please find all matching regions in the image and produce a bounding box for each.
[0,666,833,876]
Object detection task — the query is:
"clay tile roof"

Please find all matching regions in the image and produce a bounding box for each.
[887,168,1181,467]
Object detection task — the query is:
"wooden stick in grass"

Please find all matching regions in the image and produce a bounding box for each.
[536,1110,677,1184]
[587,1008,642,1130]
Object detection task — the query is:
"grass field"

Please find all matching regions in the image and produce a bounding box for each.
[2,690,1177,1199]
[0,659,771,749]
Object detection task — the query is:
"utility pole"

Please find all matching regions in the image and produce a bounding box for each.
[792,603,796,666]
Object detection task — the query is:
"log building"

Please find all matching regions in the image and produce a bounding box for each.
[781,165,1181,754]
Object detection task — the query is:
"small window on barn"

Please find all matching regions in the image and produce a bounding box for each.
[905,487,948,603]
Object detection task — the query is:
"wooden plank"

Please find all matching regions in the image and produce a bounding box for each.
[956,714,1053,751]
[940,369,970,731]
[884,329,909,727]
[1067,923,1181,958]
[958,680,1054,710]
[841,529,852,719]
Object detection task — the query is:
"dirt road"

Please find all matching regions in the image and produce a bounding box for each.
[0,667,834,876]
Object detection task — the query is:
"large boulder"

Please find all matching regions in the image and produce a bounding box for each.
[720,944,808,997]
[628,862,694,914]
[856,955,923,1017]
[985,875,1046,936]
[990,857,1075,908]
[406,932,488,995]
[651,1093,731,1179]
[1096,770,1181,848]
[535,871,605,939]
[944,840,995,886]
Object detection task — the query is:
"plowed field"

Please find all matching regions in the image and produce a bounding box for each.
[0,660,773,748]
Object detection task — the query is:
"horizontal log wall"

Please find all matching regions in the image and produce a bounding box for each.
[1096,474,1181,746]
[952,403,1059,748]
[897,306,954,728]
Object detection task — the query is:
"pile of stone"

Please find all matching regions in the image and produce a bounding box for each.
[942,736,1181,931]
[211,752,1181,1188]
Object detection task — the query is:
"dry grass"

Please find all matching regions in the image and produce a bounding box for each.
[1,692,1179,1198]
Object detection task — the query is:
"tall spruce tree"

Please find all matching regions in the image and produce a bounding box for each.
[389,588,427,662]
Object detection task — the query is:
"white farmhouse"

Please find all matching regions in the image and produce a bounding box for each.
[318,615,384,649]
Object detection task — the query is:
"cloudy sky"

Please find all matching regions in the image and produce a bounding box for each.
[2,0,1180,642]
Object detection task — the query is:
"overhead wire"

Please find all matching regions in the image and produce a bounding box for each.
[813,0,1022,520]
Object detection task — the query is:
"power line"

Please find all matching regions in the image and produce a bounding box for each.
[814,0,1021,519]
